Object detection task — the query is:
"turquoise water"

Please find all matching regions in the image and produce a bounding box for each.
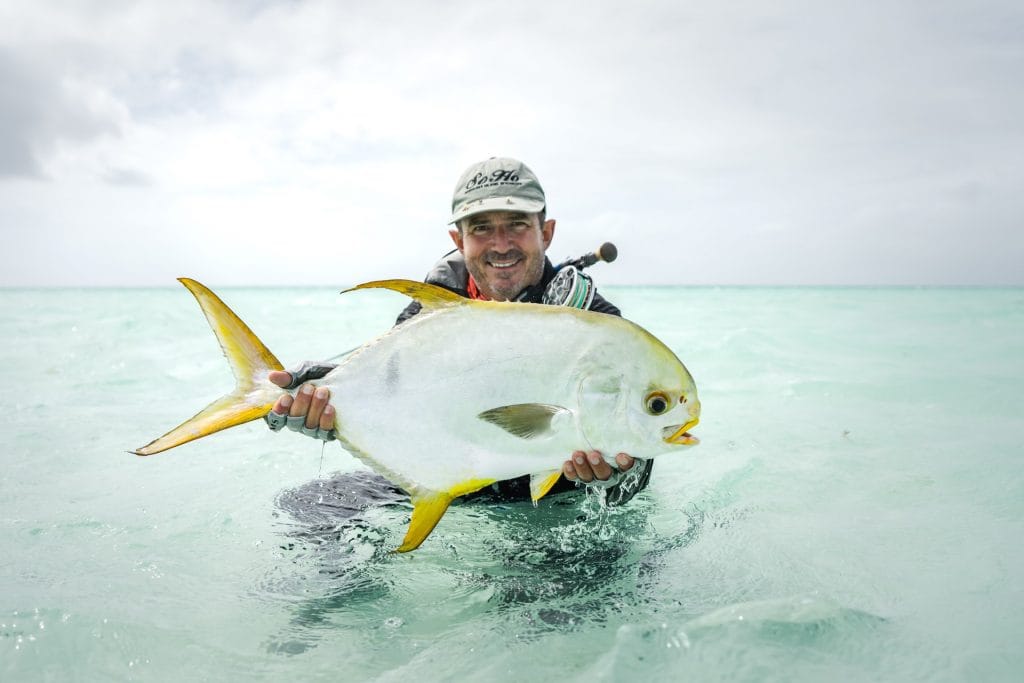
[2,285,1022,681]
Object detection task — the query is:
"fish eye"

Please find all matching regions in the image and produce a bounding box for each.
[644,391,670,416]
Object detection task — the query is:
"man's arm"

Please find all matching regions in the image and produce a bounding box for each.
[587,291,621,317]
[395,301,422,325]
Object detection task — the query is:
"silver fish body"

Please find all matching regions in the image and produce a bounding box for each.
[134,278,700,551]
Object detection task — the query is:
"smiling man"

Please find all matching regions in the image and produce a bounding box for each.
[447,158,553,302]
[457,211,549,301]
[268,158,653,504]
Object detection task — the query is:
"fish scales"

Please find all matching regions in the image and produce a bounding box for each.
[324,302,628,492]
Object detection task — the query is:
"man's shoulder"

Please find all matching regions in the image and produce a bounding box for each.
[423,250,469,292]
[588,290,621,317]
[395,251,469,325]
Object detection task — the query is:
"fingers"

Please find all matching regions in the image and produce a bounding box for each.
[320,403,335,431]
[268,370,293,388]
[563,450,614,483]
[307,387,331,430]
[266,380,336,440]
[272,393,293,415]
[586,451,614,480]
[270,371,294,413]
[288,383,312,419]
[287,383,332,429]
[562,455,580,480]
[615,453,635,471]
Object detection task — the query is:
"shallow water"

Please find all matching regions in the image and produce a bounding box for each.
[2,285,1022,681]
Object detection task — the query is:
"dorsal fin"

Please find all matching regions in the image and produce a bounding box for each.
[343,279,465,311]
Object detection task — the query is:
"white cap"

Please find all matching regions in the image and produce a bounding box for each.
[450,157,546,224]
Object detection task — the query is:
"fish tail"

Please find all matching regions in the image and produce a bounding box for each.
[132,278,286,456]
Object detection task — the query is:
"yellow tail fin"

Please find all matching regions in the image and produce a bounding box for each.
[133,278,286,456]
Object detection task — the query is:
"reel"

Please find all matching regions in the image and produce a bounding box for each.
[542,265,595,310]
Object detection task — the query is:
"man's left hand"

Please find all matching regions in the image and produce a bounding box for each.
[563,451,634,485]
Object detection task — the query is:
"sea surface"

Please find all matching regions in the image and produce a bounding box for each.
[2,285,1022,681]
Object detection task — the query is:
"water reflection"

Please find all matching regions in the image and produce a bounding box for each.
[261,470,665,652]
[449,493,650,634]
[262,471,407,655]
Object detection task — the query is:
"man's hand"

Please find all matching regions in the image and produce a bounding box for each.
[268,370,335,435]
[563,451,635,486]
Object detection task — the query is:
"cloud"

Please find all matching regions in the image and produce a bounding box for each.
[102,167,154,187]
[0,48,123,178]
[0,0,1022,285]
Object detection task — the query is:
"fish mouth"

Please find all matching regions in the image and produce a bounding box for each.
[663,419,700,446]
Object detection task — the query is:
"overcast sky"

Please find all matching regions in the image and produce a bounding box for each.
[1,0,1021,286]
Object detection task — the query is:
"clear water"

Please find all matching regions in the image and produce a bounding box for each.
[2,285,1022,681]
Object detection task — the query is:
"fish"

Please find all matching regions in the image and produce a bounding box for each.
[134,278,701,552]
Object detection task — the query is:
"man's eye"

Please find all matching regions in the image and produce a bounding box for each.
[470,225,493,236]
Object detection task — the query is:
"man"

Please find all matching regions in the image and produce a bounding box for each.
[266,157,653,504]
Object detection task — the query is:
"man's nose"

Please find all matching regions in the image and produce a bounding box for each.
[490,225,514,247]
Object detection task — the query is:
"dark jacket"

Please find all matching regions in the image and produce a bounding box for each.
[398,250,653,506]
[396,250,621,323]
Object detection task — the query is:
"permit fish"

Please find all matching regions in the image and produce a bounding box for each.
[134,278,701,552]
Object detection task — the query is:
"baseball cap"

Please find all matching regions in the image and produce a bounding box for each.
[449,157,546,224]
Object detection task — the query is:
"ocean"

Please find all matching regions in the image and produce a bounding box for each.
[2,285,1022,681]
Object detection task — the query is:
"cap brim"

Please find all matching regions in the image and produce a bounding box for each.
[449,197,546,224]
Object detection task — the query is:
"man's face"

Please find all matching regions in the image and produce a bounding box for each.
[450,211,556,301]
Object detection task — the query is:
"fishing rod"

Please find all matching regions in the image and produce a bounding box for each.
[557,241,618,272]
[543,241,618,309]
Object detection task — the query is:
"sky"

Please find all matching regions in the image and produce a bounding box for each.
[0,0,1021,287]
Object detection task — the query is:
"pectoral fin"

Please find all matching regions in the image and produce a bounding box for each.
[529,469,564,503]
[397,478,496,552]
[478,404,570,439]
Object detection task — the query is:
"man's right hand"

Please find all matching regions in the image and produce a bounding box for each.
[267,370,336,438]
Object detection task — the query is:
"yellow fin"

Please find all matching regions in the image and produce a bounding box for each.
[133,395,274,455]
[397,492,453,553]
[133,278,286,456]
[179,278,284,379]
[478,404,570,439]
[397,478,496,553]
[344,279,464,311]
[529,470,563,503]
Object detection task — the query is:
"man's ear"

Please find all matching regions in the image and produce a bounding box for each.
[541,219,556,250]
[449,228,465,252]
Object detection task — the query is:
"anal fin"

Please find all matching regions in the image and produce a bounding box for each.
[530,469,564,504]
[397,478,497,552]
[398,492,454,553]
